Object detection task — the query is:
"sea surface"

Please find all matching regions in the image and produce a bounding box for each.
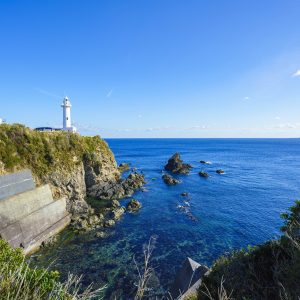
[30,138,300,299]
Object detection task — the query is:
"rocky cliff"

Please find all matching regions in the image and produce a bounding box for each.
[0,124,144,226]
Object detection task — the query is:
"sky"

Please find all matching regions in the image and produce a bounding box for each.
[1,0,300,138]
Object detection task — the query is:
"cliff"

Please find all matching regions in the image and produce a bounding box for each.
[0,124,144,221]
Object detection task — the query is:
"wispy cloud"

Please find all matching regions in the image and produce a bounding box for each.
[106,89,113,98]
[292,70,300,77]
[34,88,62,99]
[138,114,142,119]
[275,116,281,120]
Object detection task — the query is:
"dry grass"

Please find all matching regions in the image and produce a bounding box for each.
[134,236,156,300]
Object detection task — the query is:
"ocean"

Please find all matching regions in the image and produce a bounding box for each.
[30,138,300,299]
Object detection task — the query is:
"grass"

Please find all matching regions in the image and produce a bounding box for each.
[0,239,104,300]
[0,123,116,179]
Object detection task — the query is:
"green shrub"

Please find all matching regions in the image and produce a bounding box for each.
[0,239,104,299]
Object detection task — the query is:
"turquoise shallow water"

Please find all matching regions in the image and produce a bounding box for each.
[30,138,300,299]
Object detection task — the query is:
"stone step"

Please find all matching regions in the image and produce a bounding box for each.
[0,185,55,229]
[0,169,35,200]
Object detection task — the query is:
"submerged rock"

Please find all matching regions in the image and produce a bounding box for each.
[181,192,189,197]
[162,174,180,185]
[164,153,192,174]
[216,169,225,174]
[95,231,107,238]
[199,171,209,178]
[126,199,142,212]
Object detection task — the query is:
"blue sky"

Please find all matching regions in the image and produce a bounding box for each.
[1,0,300,137]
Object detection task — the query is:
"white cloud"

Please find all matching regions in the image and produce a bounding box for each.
[138,114,142,119]
[275,116,281,120]
[243,96,251,101]
[276,122,299,129]
[292,70,300,77]
[106,89,113,98]
[189,125,210,130]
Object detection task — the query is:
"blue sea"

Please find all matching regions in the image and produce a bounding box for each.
[30,139,300,299]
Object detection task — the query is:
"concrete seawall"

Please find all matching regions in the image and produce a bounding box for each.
[0,170,70,255]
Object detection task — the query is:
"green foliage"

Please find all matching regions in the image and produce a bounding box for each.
[0,124,115,178]
[198,201,300,300]
[0,239,62,299]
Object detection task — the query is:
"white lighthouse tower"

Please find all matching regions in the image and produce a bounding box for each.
[61,97,77,133]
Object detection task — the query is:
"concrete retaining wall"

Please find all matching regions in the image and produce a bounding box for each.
[0,169,35,200]
[0,170,70,255]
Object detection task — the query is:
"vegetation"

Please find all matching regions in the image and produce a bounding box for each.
[0,124,115,178]
[0,239,103,299]
[198,201,300,300]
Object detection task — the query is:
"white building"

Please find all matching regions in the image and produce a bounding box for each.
[61,97,77,133]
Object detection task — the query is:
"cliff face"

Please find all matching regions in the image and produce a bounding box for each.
[0,124,121,215]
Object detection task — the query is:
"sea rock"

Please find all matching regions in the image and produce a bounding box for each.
[104,219,116,227]
[162,174,180,185]
[126,199,142,212]
[199,171,209,178]
[109,199,121,208]
[216,169,225,174]
[164,153,192,174]
[110,207,125,220]
[87,214,101,226]
[118,163,130,173]
[181,192,189,197]
[200,160,211,165]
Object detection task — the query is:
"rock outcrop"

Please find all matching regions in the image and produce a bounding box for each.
[165,153,192,174]
[126,199,142,212]
[87,172,145,201]
[162,174,180,185]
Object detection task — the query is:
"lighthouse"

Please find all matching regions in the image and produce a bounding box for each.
[61,97,77,133]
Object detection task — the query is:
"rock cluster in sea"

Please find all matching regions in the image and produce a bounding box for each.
[164,153,192,174]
